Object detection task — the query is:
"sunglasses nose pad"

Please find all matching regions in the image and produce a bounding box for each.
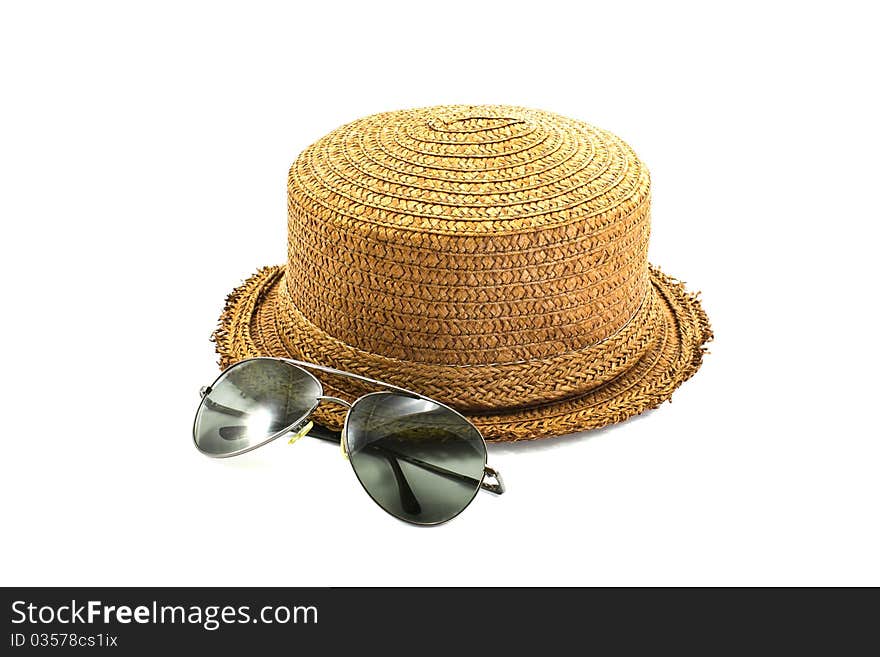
[287,420,314,446]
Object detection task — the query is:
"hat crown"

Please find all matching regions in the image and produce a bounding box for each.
[289,105,648,234]
[281,105,654,411]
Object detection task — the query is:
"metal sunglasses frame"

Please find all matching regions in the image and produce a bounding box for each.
[193,357,505,525]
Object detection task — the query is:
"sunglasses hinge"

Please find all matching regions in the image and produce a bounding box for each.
[481,466,505,495]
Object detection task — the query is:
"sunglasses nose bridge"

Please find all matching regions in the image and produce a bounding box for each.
[313,396,351,460]
[316,395,352,409]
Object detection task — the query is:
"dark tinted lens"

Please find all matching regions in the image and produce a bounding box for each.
[345,393,487,524]
[194,359,321,456]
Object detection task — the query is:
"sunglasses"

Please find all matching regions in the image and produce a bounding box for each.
[192,357,504,525]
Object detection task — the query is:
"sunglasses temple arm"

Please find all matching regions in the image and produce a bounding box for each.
[383,453,422,515]
[305,425,505,495]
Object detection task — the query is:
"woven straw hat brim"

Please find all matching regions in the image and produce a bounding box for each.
[213,263,712,442]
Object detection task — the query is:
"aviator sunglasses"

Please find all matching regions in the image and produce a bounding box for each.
[193,358,505,525]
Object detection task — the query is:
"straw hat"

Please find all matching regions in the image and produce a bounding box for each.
[213,105,712,441]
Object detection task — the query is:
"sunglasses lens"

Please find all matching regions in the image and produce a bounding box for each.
[345,393,487,524]
[194,359,320,456]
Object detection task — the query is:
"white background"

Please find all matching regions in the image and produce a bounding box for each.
[1,1,877,586]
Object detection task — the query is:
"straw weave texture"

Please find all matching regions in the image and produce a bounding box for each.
[214,105,712,441]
